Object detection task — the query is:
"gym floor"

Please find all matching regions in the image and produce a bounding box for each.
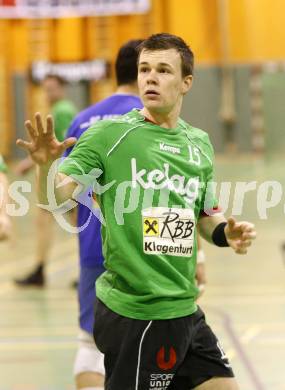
[0,156,284,390]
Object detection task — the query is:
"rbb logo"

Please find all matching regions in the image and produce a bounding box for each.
[156,346,177,371]
[161,211,194,242]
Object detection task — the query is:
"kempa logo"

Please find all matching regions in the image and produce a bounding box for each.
[160,142,181,155]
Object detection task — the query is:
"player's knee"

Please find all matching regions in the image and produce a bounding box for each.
[194,377,239,390]
[74,330,105,377]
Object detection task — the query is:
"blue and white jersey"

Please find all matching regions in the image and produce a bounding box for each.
[64,93,143,268]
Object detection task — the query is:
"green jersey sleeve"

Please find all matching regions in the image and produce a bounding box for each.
[0,154,7,173]
[58,121,107,187]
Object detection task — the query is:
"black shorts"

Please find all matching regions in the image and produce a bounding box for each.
[93,299,234,390]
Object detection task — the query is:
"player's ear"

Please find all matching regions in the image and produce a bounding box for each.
[182,75,193,95]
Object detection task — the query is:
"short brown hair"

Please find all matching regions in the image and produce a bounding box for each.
[137,33,194,77]
[115,39,144,86]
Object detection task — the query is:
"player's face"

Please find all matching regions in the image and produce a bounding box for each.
[42,78,63,105]
[137,48,192,115]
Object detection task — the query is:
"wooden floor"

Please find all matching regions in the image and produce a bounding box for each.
[1,157,285,390]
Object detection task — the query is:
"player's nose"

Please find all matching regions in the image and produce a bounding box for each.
[146,69,159,84]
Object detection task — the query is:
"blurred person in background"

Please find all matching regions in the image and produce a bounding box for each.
[14,74,77,286]
[0,154,12,241]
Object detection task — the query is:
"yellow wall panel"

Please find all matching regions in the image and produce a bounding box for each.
[227,0,249,61]
[150,0,169,33]
[115,15,140,44]
[167,0,220,64]
[230,0,285,61]
[27,19,52,61]
[53,18,86,61]
[8,20,29,71]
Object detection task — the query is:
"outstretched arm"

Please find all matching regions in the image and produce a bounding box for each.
[198,214,256,255]
[14,156,35,176]
[16,112,78,206]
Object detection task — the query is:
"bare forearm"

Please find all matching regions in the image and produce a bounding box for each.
[36,164,77,208]
[198,214,256,254]
[36,163,52,205]
[0,173,9,217]
[197,214,226,243]
[17,156,35,174]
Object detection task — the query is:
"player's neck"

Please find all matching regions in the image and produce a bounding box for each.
[50,94,65,105]
[116,83,138,96]
[141,102,182,130]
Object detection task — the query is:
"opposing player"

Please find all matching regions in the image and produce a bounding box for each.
[17,33,256,389]
[65,39,143,390]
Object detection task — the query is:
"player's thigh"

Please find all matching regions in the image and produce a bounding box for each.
[93,299,191,390]
[168,307,235,389]
[193,377,239,390]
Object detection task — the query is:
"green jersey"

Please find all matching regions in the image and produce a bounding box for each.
[52,99,77,142]
[0,154,7,173]
[59,109,217,320]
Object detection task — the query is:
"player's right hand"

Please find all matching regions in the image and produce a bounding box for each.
[16,112,77,166]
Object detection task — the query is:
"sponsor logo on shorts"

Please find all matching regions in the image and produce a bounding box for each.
[149,373,174,390]
[142,207,195,257]
[156,346,177,370]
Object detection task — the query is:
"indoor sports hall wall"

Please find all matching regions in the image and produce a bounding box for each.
[0,0,285,156]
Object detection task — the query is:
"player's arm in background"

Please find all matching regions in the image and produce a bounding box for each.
[0,163,12,241]
[196,232,206,297]
[14,156,35,176]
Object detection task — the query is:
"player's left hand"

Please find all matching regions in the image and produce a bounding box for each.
[225,216,256,254]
